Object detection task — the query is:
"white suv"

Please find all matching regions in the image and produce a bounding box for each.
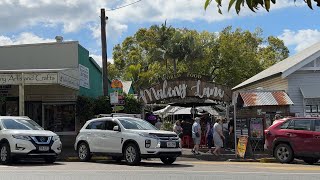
[0,116,62,164]
[75,117,181,165]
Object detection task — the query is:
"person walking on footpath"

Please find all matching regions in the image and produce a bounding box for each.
[155,118,162,130]
[212,119,225,156]
[206,120,214,153]
[192,117,201,155]
[222,118,229,150]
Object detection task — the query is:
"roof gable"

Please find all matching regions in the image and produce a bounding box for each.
[233,41,320,90]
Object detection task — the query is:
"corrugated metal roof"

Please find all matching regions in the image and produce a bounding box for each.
[239,91,293,107]
[233,41,320,90]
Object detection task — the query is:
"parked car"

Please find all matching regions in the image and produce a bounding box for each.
[0,116,62,164]
[75,117,182,165]
[265,117,320,164]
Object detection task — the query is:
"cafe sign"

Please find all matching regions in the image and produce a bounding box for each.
[139,77,231,104]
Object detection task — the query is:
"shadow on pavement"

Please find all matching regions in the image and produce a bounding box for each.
[7,160,64,167]
[92,160,194,168]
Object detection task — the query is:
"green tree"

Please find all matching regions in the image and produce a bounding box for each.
[205,0,320,14]
[112,25,289,88]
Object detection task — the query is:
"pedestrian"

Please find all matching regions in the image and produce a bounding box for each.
[222,118,229,150]
[155,118,162,130]
[206,120,214,153]
[192,117,201,155]
[228,118,235,152]
[212,119,225,156]
[173,120,183,138]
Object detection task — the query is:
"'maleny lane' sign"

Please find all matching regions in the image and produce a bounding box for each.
[139,79,231,104]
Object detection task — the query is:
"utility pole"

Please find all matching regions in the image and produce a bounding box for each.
[101,8,109,96]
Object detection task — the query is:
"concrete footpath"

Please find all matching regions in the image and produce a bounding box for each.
[58,147,272,162]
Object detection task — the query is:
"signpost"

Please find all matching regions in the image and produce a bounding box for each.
[110,79,125,113]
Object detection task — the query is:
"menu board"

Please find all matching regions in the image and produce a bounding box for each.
[250,118,264,139]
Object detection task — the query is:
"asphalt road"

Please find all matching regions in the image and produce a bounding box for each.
[0,160,319,180]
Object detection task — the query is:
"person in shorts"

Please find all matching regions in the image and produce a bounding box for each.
[192,117,201,155]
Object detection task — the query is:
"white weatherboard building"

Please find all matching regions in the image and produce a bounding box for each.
[233,42,320,117]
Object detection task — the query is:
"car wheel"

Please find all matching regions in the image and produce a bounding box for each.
[274,144,294,163]
[0,143,12,165]
[124,143,141,166]
[77,142,92,162]
[303,158,319,165]
[160,157,176,165]
[44,157,56,164]
[112,156,122,162]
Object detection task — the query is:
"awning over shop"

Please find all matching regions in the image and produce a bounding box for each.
[300,85,320,98]
[239,91,293,107]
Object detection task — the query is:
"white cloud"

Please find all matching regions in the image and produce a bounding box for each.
[0,32,55,46]
[0,0,304,41]
[90,54,114,67]
[278,29,320,52]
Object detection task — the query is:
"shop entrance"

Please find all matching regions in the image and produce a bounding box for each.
[42,103,76,135]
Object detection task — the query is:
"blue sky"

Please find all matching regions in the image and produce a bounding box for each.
[0,0,320,66]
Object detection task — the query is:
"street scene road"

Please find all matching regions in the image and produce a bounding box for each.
[1,160,319,180]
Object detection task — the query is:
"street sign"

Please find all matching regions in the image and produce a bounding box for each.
[110,92,118,104]
[112,106,124,112]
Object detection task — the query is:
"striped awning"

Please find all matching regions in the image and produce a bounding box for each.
[239,91,294,107]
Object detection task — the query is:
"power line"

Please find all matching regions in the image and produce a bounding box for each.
[106,0,143,11]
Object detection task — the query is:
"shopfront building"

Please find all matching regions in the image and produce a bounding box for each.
[0,40,103,136]
[233,42,320,117]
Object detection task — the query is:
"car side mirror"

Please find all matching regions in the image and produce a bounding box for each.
[113,126,120,132]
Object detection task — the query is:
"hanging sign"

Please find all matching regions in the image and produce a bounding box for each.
[138,76,231,104]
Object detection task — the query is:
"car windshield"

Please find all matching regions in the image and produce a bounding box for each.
[1,118,43,130]
[118,118,157,130]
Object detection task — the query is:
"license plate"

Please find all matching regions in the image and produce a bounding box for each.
[39,146,49,151]
[167,142,176,148]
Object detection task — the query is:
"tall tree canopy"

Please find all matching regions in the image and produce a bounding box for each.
[110,25,289,90]
[204,0,320,14]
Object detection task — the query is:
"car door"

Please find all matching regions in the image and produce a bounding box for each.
[86,120,106,153]
[287,119,314,155]
[104,120,123,153]
[313,120,320,157]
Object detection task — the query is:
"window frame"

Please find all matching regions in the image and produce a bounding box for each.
[314,120,320,132]
[105,120,120,131]
[86,120,106,130]
[289,119,312,131]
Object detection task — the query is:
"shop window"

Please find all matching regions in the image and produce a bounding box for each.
[44,104,75,132]
[305,105,311,113]
[312,105,318,113]
[306,105,319,113]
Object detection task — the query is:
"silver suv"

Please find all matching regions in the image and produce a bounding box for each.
[75,117,181,165]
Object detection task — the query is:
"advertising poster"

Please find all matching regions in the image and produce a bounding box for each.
[237,135,248,158]
[250,118,264,139]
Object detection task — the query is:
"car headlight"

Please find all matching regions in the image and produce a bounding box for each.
[52,135,60,142]
[12,135,31,141]
[138,133,158,139]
